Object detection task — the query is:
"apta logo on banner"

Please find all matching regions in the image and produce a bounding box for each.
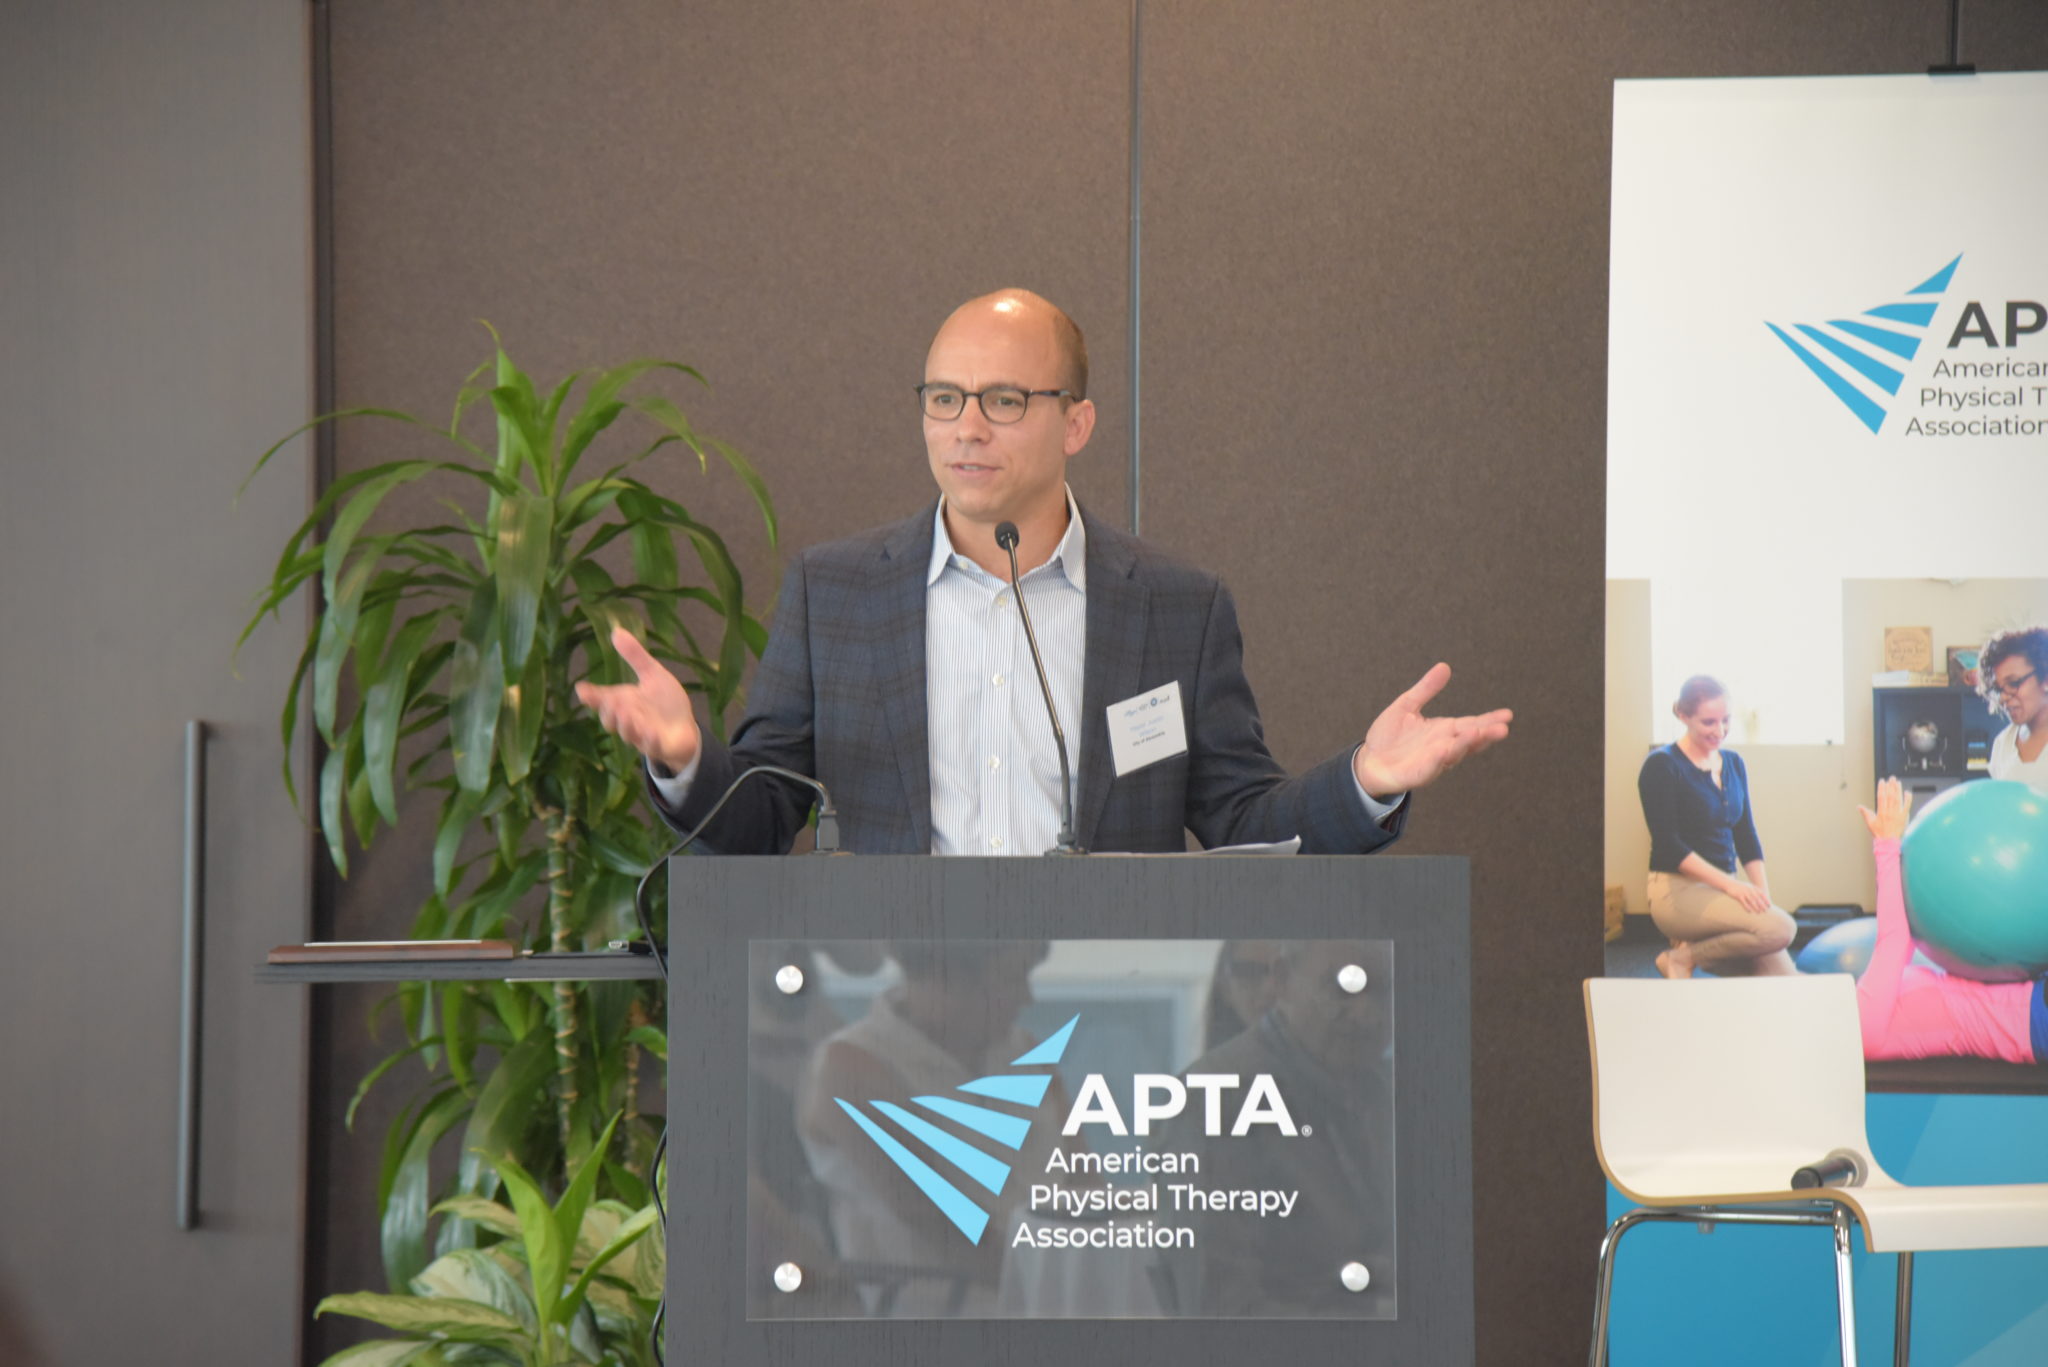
[1766,252,2047,436]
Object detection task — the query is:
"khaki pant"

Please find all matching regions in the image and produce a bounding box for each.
[1646,871,1797,975]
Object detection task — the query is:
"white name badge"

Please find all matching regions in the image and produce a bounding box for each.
[1107,680,1190,778]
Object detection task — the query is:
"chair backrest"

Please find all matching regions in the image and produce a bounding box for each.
[1585,975,1881,1203]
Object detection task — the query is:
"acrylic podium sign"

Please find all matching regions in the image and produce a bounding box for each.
[666,856,1472,1367]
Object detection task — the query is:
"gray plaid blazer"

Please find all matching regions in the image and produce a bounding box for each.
[657,502,1401,856]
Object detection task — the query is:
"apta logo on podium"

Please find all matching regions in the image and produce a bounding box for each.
[832,1013,1300,1246]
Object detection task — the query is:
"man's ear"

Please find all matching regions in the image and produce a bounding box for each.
[1063,397,1097,456]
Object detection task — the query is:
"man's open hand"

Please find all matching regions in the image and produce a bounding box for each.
[574,626,701,774]
[1352,663,1512,799]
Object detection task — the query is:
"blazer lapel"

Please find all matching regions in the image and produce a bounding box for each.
[1076,511,1147,850]
[876,509,934,852]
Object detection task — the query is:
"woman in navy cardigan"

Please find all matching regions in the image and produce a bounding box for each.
[1637,675,1796,979]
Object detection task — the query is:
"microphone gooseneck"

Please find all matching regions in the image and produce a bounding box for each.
[994,521,1084,855]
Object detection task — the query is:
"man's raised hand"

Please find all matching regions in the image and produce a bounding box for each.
[575,626,702,775]
[1352,663,1512,799]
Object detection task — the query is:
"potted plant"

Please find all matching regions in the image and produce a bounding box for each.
[242,326,772,1293]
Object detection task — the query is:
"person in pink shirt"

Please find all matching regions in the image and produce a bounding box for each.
[1855,777,2047,1064]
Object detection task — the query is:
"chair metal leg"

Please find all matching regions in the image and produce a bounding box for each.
[1591,1204,1855,1365]
[1832,1206,1860,1367]
[1893,1251,1914,1367]
[1589,1208,1656,1367]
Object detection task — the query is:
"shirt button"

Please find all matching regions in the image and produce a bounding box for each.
[992,673,1005,687]
[996,595,1011,608]
[989,835,1004,850]
[989,756,1001,771]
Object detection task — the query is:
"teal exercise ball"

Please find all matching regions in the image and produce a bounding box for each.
[1901,779,2048,982]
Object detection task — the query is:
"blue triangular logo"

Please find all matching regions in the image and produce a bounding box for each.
[1765,255,1960,434]
[832,1013,1078,1245]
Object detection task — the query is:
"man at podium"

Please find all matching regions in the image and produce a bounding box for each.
[578,289,1510,855]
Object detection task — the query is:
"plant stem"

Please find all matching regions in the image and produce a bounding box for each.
[624,997,647,1174]
[541,801,580,1158]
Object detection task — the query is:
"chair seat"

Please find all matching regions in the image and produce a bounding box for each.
[1840,1183,2048,1254]
[1608,1157,1866,1202]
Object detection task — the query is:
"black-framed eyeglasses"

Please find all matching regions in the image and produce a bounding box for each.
[916,383,1073,424]
[1991,668,2039,698]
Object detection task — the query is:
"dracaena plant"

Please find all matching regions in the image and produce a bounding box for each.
[242,326,766,1292]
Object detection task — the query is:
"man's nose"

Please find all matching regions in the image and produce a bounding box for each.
[953,392,995,438]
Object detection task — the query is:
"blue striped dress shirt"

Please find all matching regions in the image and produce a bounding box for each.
[922,493,1088,856]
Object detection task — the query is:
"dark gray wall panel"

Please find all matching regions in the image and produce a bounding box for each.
[0,1,314,1362]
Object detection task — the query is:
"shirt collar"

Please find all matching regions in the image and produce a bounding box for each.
[926,487,1087,593]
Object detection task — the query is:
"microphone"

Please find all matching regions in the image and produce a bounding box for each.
[995,521,1084,855]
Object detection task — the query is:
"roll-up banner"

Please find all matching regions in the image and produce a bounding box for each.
[1603,73,2048,1083]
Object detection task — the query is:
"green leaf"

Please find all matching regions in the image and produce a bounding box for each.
[241,409,487,501]
[487,380,546,492]
[429,1196,523,1242]
[560,358,705,482]
[313,1339,444,1367]
[313,552,379,744]
[555,471,635,538]
[626,1197,665,1300]
[601,1162,650,1214]
[562,1199,655,1319]
[319,742,350,877]
[433,791,482,896]
[486,1150,567,1332]
[538,368,587,443]
[352,593,398,698]
[616,509,680,595]
[364,614,441,826]
[408,977,446,1073]
[448,356,495,436]
[489,981,536,1041]
[411,1249,538,1334]
[454,1029,555,1201]
[448,580,504,795]
[621,1026,666,1062]
[314,1292,526,1343]
[381,1087,472,1291]
[346,727,380,851]
[499,646,547,788]
[274,625,318,809]
[550,1112,621,1309]
[323,466,432,604]
[445,983,478,1095]
[492,489,553,677]
[704,434,779,551]
[346,1036,439,1131]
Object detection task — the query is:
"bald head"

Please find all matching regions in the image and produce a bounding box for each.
[933,289,1089,399]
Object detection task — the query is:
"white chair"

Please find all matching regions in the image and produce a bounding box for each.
[1585,974,2048,1366]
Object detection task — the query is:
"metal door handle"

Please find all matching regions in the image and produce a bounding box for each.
[177,720,207,1230]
